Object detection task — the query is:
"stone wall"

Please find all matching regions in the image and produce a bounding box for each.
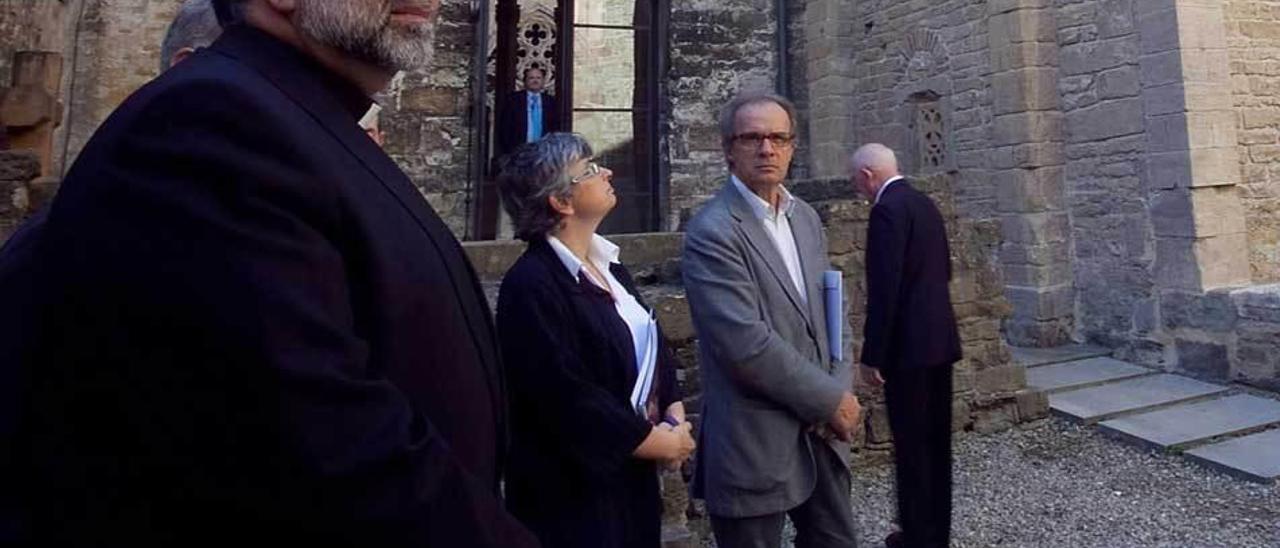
[381,0,477,238]
[1226,1,1280,283]
[1055,0,1155,353]
[0,150,41,242]
[826,0,1080,347]
[61,1,179,177]
[665,0,777,230]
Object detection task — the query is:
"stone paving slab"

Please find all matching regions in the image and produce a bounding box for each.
[1185,428,1280,484]
[1012,344,1111,367]
[1049,374,1231,424]
[1026,357,1153,394]
[1098,394,1280,450]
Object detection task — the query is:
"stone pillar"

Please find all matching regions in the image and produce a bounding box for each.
[988,0,1074,346]
[1,52,63,176]
[799,0,857,177]
[1138,0,1250,292]
[1135,0,1250,378]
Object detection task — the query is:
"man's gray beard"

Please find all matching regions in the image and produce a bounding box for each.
[295,0,436,72]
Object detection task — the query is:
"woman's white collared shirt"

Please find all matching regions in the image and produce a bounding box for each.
[546,235,653,388]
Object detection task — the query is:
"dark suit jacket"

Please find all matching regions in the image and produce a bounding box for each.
[495,238,679,548]
[495,90,558,159]
[861,179,962,371]
[2,24,536,546]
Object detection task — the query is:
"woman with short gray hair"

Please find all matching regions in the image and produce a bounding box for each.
[494,133,694,548]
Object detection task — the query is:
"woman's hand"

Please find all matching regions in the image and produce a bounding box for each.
[664,401,686,425]
[633,421,695,465]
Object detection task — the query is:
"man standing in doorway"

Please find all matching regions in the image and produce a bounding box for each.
[496,67,558,161]
[851,143,961,548]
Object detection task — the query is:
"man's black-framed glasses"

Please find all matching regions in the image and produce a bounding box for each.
[732,132,796,149]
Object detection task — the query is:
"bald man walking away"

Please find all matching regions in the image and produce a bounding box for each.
[849,144,960,548]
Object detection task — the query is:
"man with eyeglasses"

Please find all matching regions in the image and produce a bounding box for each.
[682,92,861,547]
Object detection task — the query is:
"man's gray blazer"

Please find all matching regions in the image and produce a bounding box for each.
[683,180,854,518]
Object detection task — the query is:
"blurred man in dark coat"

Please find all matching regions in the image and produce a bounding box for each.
[0,0,538,545]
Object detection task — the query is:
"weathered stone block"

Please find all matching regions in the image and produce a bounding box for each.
[1234,320,1280,390]
[1230,284,1280,323]
[1066,97,1144,142]
[1145,147,1240,190]
[1061,35,1140,76]
[1145,113,1191,153]
[0,151,40,182]
[1161,289,1238,332]
[1196,232,1252,290]
[1015,388,1050,421]
[1183,111,1240,150]
[1175,338,1231,381]
[1138,7,1180,54]
[999,240,1071,268]
[993,67,1060,115]
[1098,66,1141,99]
[1175,4,1227,50]
[990,42,1059,72]
[1004,316,1075,347]
[996,166,1065,213]
[988,8,1057,49]
[990,142,1064,169]
[1099,0,1137,39]
[1140,50,1184,87]
[1001,262,1073,287]
[1155,237,1202,291]
[1005,284,1074,322]
[1000,211,1070,245]
[993,111,1063,146]
[987,0,1054,15]
[972,400,1019,433]
[652,293,695,343]
[1191,185,1247,237]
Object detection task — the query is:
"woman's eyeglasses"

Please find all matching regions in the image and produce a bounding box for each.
[570,162,602,185]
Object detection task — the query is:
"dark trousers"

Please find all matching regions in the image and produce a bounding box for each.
[884,364,953,548]
[709,435,859,548]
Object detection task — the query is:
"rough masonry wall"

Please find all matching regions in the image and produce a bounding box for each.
[61,0,179,176]
[0,1,76,88]
[381,0,476,238]
[844,0,996,219]
[666,0,776,230]
[1227,1,1280,283]
[1054,0,1157,355]
[0,0,477,239]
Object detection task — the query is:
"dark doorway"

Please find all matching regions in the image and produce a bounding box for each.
[471,0,667,240]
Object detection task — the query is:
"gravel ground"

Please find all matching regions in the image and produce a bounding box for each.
[846,418,1280,548]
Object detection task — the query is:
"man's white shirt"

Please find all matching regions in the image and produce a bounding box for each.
[732,175,807,303]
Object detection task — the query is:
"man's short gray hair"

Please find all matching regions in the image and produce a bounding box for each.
[160,0,223,71]
[497,133,594,242]
[850,143,899,173]
[718,91,798,156]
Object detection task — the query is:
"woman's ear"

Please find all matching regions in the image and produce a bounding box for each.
[548,193,574,218]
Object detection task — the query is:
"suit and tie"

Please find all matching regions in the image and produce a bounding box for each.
[0,24,536,546]
[862,177,962,548]
[682,178,858,547]
[496,90,558,160]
